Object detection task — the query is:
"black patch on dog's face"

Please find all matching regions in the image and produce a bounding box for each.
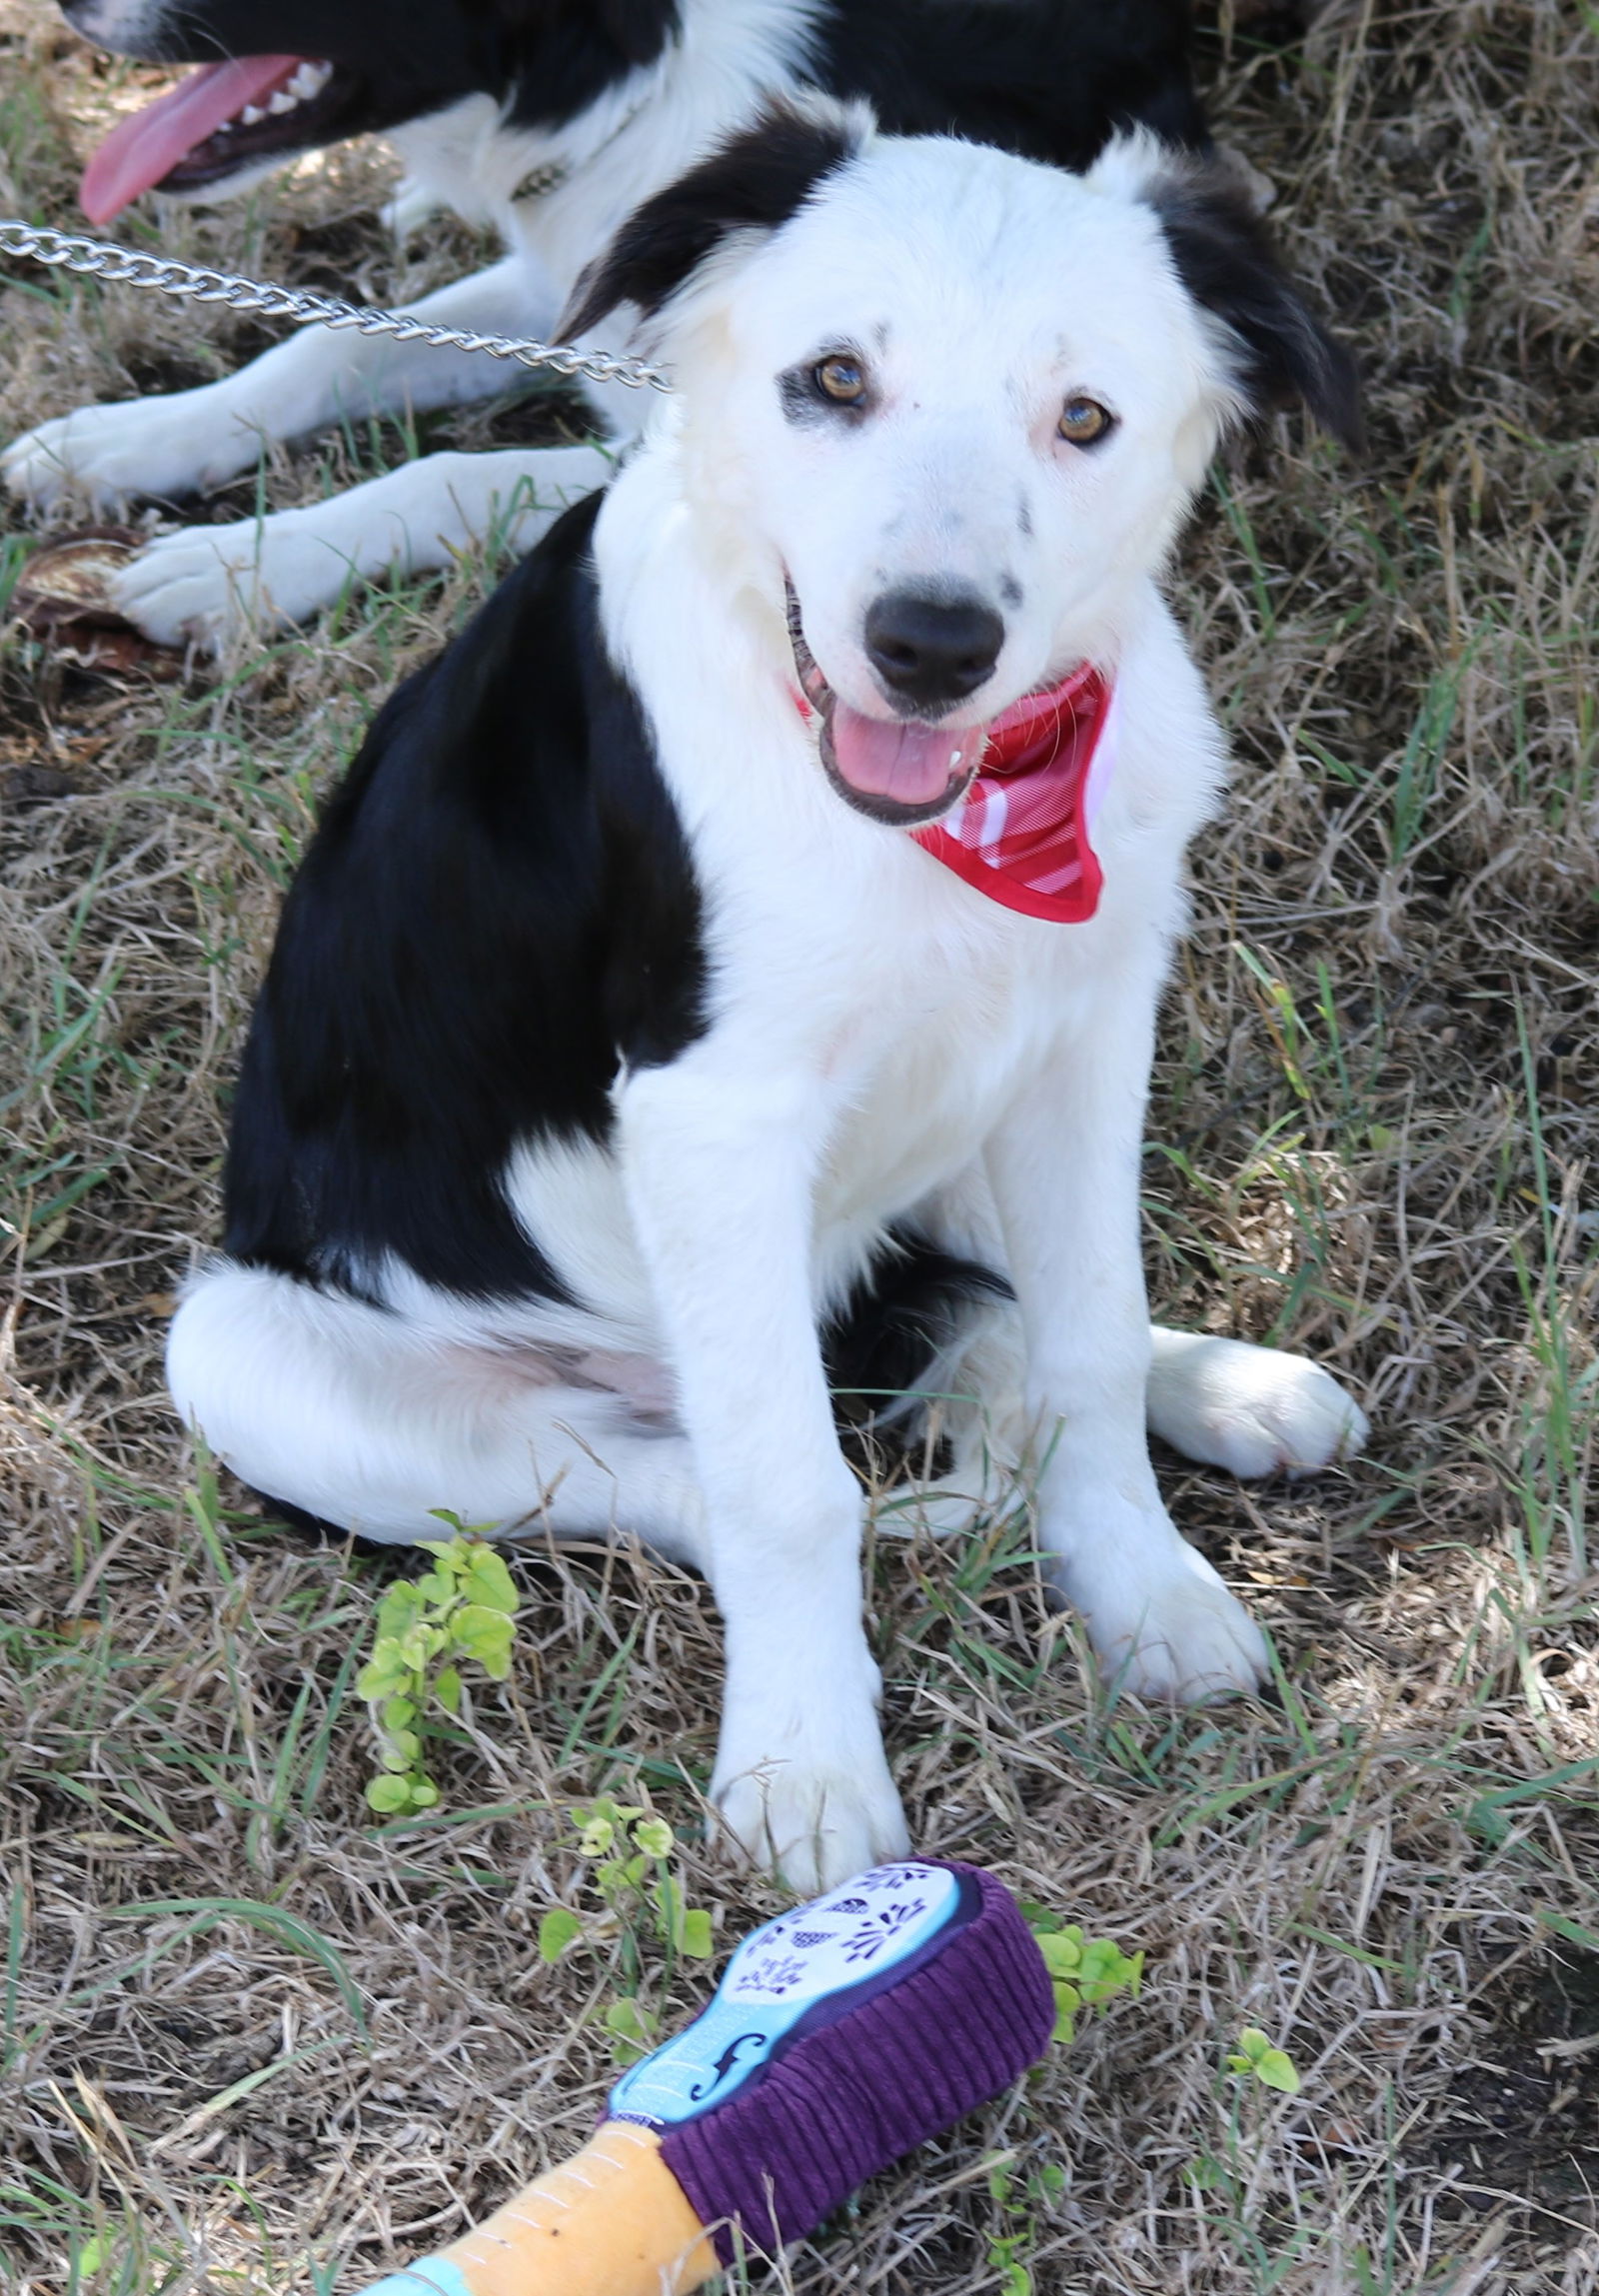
[561,106,860,338]
[1147,165,1363,450]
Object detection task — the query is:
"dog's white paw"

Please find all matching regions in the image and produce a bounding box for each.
[107,516,323,648]
[1050,1502,1270,1703]
[4,395,249,513]
[712,1708,909,1895]
[1148,1330,1368,1480]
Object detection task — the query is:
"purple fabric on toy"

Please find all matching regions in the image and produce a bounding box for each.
[659,1861,1053,2266]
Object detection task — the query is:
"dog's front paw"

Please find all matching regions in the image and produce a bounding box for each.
[712,1708,909,1894]
[1148,1330,1369,1480]
[4,396,247,513]
[1050,1503,1270,1703]
[107,516,322,648]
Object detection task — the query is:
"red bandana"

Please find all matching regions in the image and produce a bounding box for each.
[912,663,1117,924]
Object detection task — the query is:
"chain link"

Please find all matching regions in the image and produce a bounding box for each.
[0,217,672,394]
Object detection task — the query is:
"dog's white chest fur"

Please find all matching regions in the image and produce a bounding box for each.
[494,440,1211,1344]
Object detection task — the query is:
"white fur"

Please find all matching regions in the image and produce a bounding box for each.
[5,0,821,646]
[168,128,1368,1888]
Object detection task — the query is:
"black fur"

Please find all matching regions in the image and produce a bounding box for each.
[823,1232,1012,1426]
[814,0,1204,162]
[1148,165,1363,449]
[563,107,859,338]
[224,491,710,1300]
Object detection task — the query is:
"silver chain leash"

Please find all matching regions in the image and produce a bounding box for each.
[0,217,672,393]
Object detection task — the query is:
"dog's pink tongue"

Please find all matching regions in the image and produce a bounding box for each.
[827,701,981,807]
[81,56,303,224]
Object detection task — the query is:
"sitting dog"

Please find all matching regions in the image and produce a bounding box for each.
[167,104,1367,1890]
[6,0,1206,645]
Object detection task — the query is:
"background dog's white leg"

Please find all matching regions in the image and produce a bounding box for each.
[984,975,1272,1703]
[108,443,614,646]
[3,254,564,512]
[618,1062,909,1893]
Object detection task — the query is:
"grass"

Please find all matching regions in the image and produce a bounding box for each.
[2,0,1598,2289]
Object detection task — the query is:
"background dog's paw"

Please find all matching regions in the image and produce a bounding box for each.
[1148,1331,1368,1479]
[712,1738,909,1895]
[107,520,309,649]
[1054,1523,1271,1704]
[4,399,235,513]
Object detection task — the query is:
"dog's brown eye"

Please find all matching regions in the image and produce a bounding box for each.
[814,355,866,405]
[1058,396,1113,445]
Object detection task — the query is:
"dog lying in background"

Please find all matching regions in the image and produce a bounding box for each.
[166,102,1368,1889]
[5,0,1207,645]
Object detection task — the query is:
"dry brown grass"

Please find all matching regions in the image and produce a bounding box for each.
[3,1,1598,2289]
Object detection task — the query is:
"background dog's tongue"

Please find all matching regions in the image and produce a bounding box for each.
[81,57,303,224]
[828,701,980,806]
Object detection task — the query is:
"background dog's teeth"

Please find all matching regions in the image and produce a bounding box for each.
[239,103,266,125]
[267,90,298,115]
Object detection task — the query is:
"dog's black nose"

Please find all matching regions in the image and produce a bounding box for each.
[863,591,1004,711]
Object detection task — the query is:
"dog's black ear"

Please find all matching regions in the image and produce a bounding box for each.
[1148,164,1363,450]
[561,101,867,340]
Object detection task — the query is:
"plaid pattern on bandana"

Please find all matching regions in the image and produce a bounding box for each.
[912,663,1116,924]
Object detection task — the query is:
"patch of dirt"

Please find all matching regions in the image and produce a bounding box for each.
[1419,1949,1599,2241]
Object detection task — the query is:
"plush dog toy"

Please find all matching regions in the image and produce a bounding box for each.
[357,1860,1053,2294]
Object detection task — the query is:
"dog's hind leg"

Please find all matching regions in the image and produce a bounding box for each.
[166,1260,708,1565]
[894,1169,1367,1531]
[1145,1325,1368,1479]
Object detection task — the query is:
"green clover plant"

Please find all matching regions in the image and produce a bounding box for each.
[539,1797,714,2062]
[1024,1911,1144,2044]
[356,1524,519,1814]
[1226,2027,1301,2095]
[984,2156,1068,2296]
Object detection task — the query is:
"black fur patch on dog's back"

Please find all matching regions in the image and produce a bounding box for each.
[816,0,1204,163]
[225,492,709,1299]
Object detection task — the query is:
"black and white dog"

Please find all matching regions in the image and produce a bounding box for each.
[6,0,1207,644]
[166,104,1367,1889]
